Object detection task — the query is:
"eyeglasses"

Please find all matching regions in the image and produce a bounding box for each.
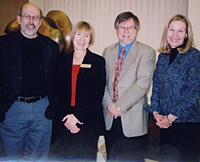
[118,26,135,31]
[20,14,41,21]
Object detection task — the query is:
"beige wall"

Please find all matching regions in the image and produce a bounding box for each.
[29,0,200,50]
[29,0,189,56]
[29,0,40,7]
[188,0,200,50]
[29,0,193,101]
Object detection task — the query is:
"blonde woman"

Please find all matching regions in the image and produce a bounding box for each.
[50,21,106,160]
[145,14,200,161]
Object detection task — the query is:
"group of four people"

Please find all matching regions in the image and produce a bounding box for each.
[0,3,199,162]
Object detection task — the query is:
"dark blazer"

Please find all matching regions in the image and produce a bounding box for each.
[52,49,106,133]
[0,31,59,122]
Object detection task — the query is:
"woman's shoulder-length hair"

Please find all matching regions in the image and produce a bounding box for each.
[158,14,194,54]
[70,21,95,45]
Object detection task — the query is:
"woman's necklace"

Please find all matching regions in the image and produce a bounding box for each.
[73,52,85,59]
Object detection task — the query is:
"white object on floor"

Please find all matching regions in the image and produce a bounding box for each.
[97,152,105,162]
[97,135,105,149]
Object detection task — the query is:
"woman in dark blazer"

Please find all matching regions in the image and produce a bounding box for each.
[49,21,106,160]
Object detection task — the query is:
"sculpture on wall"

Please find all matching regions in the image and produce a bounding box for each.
[4,10,73,54]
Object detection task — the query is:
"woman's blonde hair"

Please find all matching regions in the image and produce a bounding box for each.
[70,21,94,45]
[158,14,194,53]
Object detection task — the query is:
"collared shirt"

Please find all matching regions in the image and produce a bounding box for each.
[106,41,134,107]
[118,41,134,62]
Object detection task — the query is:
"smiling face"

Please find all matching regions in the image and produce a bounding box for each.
[73,29,91,52]
[167,20,187,48]
[116,18,137,47]
[17,3,42,38]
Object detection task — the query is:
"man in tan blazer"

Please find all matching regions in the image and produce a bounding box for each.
[102,11,155,161]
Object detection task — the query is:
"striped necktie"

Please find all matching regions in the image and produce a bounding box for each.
[113,47,125,102]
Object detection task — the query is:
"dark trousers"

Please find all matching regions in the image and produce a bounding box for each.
[104,117,147,162]
[49,126,99,161]
[160,122,200,162]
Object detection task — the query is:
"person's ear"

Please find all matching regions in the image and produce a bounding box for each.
[17,15,21,25]
[185,33,187,38]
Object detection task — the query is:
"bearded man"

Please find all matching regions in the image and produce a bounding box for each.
[0,3,59,159]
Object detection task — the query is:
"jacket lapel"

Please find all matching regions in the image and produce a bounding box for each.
[76,50,91,87]
[39,34,53,77]
[14,32,22,76]
[109,44,119,83]
[65,53,73,86]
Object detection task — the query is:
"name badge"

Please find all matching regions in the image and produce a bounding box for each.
[81,64,91,68]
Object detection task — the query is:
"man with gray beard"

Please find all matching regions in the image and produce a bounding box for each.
[0,3,59,159]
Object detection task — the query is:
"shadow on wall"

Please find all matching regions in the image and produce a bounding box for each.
[4,10,74,54]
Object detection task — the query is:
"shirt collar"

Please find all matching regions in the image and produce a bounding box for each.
[119,41,133,51]
[118,41,134,58]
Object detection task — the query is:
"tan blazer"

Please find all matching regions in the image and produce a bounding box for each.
[102,40,155,137]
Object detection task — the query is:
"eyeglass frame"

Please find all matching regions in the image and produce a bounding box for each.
[19,14,42,21]
[118,26,135,31]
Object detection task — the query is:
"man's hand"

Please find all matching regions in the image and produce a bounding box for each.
[107,103,121,119]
